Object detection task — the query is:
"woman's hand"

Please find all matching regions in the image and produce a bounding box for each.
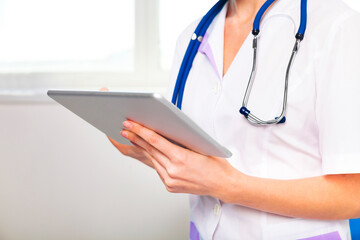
[120,120,237,199]
[113,120,360,220]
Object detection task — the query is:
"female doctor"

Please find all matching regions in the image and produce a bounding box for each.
[107,0,360,239]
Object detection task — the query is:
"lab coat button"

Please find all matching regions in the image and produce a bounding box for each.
[213,203,221,216]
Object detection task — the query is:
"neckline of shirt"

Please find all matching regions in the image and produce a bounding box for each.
[202,0,299,81]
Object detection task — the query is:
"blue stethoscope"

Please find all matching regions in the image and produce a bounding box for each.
[171,0,307,125]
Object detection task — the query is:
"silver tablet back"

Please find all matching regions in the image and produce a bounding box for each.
[48,90,232,158]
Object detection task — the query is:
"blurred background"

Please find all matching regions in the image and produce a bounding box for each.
[0,0,359,239]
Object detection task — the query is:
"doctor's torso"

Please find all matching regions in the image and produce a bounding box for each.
[166,0,360,239]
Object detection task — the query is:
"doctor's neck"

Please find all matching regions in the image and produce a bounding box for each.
[228,0,268,21]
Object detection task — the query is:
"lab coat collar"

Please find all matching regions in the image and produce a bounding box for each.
[198,2,228,79]
[198,0,299,80]
[265,0,299,18]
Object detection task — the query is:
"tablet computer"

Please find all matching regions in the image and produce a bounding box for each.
[47,90,232,158]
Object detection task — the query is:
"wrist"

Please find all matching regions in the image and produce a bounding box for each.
[217,166,247,204]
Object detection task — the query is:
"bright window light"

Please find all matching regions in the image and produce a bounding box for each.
[0,0,134,72]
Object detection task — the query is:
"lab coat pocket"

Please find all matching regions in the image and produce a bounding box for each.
[262,218,350,240]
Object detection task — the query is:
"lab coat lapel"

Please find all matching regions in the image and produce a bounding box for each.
[198,2,227,80]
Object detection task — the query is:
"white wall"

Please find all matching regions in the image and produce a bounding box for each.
[0,102,189,240]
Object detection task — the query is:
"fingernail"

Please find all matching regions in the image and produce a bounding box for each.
[123,121,132,129]
[121,130,128,138]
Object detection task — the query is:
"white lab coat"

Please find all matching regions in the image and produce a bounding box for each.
[166,0,360,239]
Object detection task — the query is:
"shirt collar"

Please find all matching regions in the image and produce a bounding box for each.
[262,0,299,31]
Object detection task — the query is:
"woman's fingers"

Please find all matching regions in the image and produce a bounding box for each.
[121,130,170,169]
[122,121,183,160]
[108,136,143,158]
[108,136,136,156]
[150,158,171,190]
[107,136,156,167]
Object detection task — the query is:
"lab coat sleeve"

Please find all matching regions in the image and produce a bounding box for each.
[315,11,360,175]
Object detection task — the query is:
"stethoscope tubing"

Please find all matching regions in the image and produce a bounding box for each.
[253,0,307,39]
[172,0,307,125]
[240,0,307,125]
[253,0,277,33]
[298,0,307,37]
[241,39,300,125]
[172,0,228,109]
